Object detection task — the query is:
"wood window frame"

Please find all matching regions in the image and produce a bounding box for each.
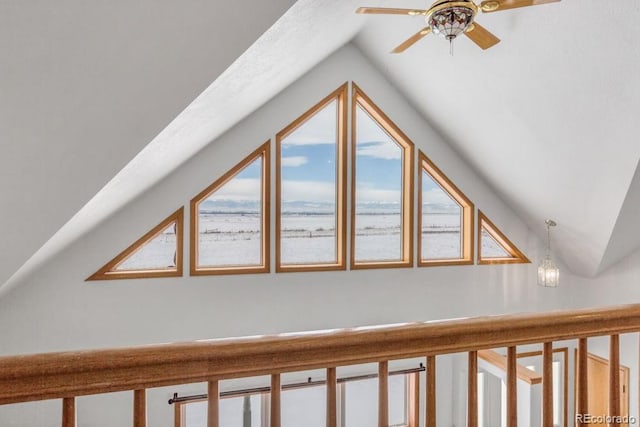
[275,83,348,273]
[351,84,414,270]
[418,151,474,267]
[86,207,184,281]
[477,210,530,265]
[190,141,271,276]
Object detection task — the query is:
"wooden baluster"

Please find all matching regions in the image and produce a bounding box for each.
[506,347,517,427]
[408,373,420,427]
[426,355,436,427]
[271,374,281,427]
[468,351,478,427]
[207,380,219,427]
[378,361,389,427]
[133,389,146,427]
[610,334,621,425]
[577,338,588,427]
[326,367,337,427]
[62,397,76,427]
[542,342,553,427]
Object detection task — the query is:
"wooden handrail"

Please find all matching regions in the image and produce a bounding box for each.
[2,304,640,405]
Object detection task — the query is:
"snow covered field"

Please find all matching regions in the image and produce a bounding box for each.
[119,213,472,270]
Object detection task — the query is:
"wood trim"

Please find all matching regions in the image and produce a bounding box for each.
[275,83,348,273]
[351,83,414,269]
[506,346,517,427]
[207,380,219,427]
[62,397,76,427]
[378,361,389,427]
[326,367,337,427]
[516,346,569,427]
[408,372,419,427]
[418,151,475,267]
[190,141,271,276]
[609,334,621,420]
[576,338,588,427]
[478,349,542,384]
[468,351,478,427]
[270,374,281,427]
[4,304,640,405]
[174,402,182,427]
[477,210,530,265]
[542,342,553,427]
[133,389,147,427]
[425,355,436,427]
[86,207,184,281]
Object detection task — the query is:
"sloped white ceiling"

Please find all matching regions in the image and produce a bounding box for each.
[0,0,364,294]
[354,0,640,276]
[1,0,639,293]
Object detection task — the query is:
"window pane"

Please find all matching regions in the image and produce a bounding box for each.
[344,378,378,427]
[198,158,263,268]
[481,229,510,258]
[280,100,338,265]
[282,386,326,427]
[388,375,407,426]
[344,375,407,426]
[354,104,403,262]
[115,223,176,271]
[421,171,463,260]
[184,395,262,427]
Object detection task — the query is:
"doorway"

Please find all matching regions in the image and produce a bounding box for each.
[574,351,629,427]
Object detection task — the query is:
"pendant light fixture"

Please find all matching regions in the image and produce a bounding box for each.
[538,219,559,287]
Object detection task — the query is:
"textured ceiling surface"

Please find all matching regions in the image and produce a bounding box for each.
[1,0,639,294]
[354,0,640,276]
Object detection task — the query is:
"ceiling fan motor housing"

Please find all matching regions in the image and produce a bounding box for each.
[426,1,477,40]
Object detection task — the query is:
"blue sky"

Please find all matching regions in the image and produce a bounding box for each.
[202,100,461,210]
[279,101,405,204]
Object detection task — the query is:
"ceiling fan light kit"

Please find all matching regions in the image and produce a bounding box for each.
[356,0,561,54]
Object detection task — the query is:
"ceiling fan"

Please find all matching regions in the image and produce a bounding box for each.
[356,0,560,53]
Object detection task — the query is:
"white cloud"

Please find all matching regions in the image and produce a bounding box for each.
[357,141,401,160]
[356,105,394,139]
[206,178,261,201]
[281,156,308,167]
[282,180,335,202]
[282,101,337,146]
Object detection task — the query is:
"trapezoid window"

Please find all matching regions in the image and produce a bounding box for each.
[477,210,530,264]
[87,207,184,280]
[276,84,347,272]
[418,151,474,266]
[351,84,414,269]
[190,142,270,275]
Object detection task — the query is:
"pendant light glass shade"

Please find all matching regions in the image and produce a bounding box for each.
[538,219,559,287]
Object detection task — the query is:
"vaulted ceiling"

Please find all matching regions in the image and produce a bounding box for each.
[1,0,639,293]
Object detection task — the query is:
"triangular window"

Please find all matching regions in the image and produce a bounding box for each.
[419,151,474,266]
[87,208,183,280]
[190,142,270,274]
[478,211,530,264]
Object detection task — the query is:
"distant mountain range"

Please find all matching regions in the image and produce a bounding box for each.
[200,199,458,215]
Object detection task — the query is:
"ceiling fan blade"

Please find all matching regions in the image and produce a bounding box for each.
[479,0,560,13]
[391,27,432,53]
[464,23,500,50]
[356,7,426,16]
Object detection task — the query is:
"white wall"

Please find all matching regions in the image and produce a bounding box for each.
[0,43,575,426]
